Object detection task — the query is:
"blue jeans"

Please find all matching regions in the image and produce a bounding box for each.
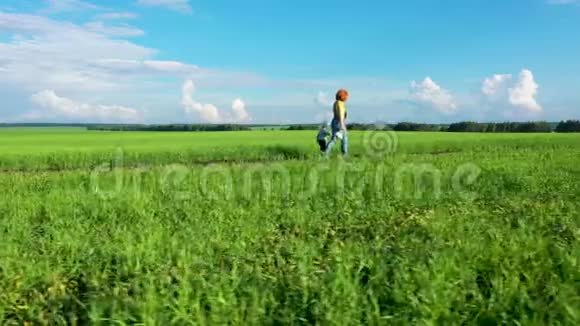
[325,119,347,155]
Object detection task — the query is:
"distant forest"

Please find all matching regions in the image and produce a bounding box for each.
[1,120,579,132]
[286,120,580,133]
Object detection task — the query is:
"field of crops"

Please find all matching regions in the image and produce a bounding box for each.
[0,127,579,325]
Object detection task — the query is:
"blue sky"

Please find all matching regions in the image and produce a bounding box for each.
[0,0,579,124]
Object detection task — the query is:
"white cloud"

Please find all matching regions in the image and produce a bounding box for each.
[482,74,512,97]
[0,11,270,122]
[509,69,542,112]
[45,0,100,13]
[315,91,333,107]
[181,80,221,123]
[181,80,251,123]
[0,11,264,91]
[84,21,144,37]
[143,60,198,73]
[0,11,214,101]
[409,77,457,114]
[136,0,192,13]
[93,59,198,74]
[232,98,251,123]
[30,90,140,122]
[95,12,138,20]
[0,12,155,93]
[481,69,542,113]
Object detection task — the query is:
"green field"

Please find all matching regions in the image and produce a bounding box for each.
[0,128,579,324]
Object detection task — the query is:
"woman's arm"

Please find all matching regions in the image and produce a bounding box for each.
[338,102,347,130]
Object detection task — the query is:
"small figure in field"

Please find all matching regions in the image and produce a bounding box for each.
[316,123,329,152]
[325,89,349,156]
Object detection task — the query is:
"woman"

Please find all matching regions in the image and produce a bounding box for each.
[325,89,349,156]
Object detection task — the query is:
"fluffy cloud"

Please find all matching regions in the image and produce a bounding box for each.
[94,59,198,74]
[181,80,221,123]
[232,98,251,123]
[509,70,542,112]
[29,90,140,122]
[181,80,251,123]
[481,69,542,113]
[84,21,144,37]
[0,11,265,89]
[409,77,457,114]
[0,11,270,123]
[136,0,192,13]
[95,12,139,20]
[45,0,100,13]
[143,60,197,73]
[482,74,512,97]
[0,11,155,93]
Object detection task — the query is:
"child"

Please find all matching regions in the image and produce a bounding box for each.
[316,123,329,152]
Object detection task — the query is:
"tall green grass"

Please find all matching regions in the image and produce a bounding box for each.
[0,129,579,324]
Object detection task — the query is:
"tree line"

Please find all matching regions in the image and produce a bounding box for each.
[555,120,580,133]
[3,120,579,132]
[285,121,580,133]
[445,121,580,133]
[446,121,554,133]
[86,124,251,132]
[286,123,443,131]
